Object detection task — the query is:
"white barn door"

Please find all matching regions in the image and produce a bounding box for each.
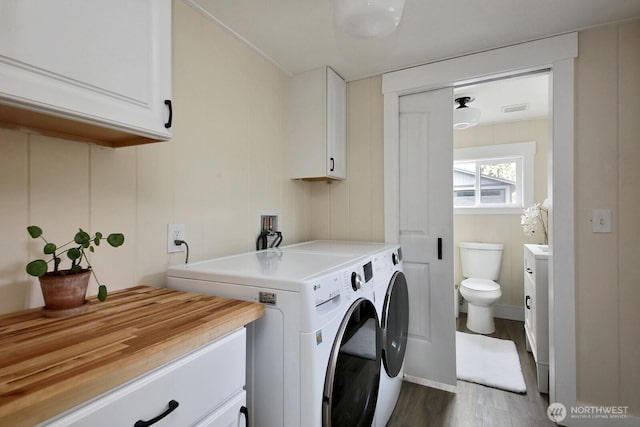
[399,87,456,388]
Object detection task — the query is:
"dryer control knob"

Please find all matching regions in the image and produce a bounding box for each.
[351,272,362,291]
[392,252,399,265]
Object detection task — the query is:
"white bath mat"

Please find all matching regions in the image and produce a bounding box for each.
[456,331,527,394]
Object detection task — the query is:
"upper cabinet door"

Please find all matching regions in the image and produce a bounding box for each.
[0,0,172,146]
[326,67,347,180]
[289,66,346,181]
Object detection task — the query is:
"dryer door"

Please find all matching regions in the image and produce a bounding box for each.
[323,298,381,427]
[382,271,409,378]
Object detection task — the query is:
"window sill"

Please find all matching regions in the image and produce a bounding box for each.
[454,207,524,215]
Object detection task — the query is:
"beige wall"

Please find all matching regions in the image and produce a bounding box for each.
[309,76,385,242]
[454,119,549,309]
[575,21,640,413]
[0,0,311,315]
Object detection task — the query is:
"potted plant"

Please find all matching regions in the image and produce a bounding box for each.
[26,225,125,317]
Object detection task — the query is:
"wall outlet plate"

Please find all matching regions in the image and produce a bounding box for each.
[168,224,185,253]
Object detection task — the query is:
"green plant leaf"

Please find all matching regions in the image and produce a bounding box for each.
[67,247,81,260]
[70,265,82,274]
[26,259,48,277]
[107,233,125,247]
[95,232,103,240]
[97,285,107,302]
[94,237,101,246]
[43,243,56,255]
[89,246,95,253]
[27,226,42,239]
[74,230,91,246]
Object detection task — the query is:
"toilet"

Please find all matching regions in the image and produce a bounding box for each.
[459,242,504,334]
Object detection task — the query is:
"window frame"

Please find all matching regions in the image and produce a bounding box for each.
[453,141,536,215]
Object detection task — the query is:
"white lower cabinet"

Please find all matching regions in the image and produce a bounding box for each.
[523,244,549,393]
[40,329,247,427]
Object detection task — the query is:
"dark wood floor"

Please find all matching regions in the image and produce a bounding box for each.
[386,314,553,427]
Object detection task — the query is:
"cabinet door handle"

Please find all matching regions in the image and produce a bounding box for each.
[240,405,250,427]
[330,157,335,172]
[526,267,533,274]
[437,238,443,260]
[164,99,173,129]
[525,295,531,310]
[134,400,179,427]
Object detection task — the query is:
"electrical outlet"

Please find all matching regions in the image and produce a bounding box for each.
[168,224,185,253]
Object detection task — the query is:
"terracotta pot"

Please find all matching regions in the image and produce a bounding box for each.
[39,269,90,315]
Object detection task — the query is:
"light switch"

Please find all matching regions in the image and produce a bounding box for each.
[592,209,611,233]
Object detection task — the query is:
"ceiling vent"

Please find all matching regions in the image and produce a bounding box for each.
[502,103,529,114]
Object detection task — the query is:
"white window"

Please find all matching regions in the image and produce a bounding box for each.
[454,142,536,214]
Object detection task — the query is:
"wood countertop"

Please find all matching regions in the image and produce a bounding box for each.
[0,285,265,426]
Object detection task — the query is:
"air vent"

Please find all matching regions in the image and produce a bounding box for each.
[502,103,529,114]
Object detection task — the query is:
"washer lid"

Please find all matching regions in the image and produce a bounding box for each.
[461,278,500,291]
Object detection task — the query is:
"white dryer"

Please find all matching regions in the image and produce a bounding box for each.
[167,249,381,427]
[281,241,409,427]
[371,247,408,427]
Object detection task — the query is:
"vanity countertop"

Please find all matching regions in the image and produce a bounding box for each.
[0,285,264,426]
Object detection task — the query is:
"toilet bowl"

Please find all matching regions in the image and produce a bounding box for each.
[459,242,504,334]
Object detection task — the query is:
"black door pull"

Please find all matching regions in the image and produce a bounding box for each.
[330,157,335,172]
[164,99,173,129]
[240,405,250,427]
[134,400,179,427]
[525,295,531,310]
[437,238,443,260]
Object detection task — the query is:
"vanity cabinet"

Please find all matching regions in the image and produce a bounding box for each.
[0,0,172,147]
[40,329,248,427]
[523,244,549,393]
[290,66,346,180]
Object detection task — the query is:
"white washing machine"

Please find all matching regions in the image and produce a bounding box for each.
[281,241,409,427]
[167,249,381,427]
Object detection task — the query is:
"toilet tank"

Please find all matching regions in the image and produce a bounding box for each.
[459,242,504,280]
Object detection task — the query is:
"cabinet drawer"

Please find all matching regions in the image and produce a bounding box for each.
[194,391,247,427]
[524,250,536,283]
[42,329,246,427]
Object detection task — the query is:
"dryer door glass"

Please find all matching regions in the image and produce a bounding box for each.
[323,298,381,427]
[382,271,409,378]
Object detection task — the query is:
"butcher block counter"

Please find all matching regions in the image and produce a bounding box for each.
[0,285,265,426]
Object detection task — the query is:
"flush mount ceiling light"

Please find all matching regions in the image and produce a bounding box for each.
[454,96,481,130]
[334,0,406,38]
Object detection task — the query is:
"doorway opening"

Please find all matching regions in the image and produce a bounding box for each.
[452,72,552,410]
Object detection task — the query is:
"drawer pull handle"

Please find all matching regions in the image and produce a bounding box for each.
[526,267,533,274]
[330,157,335,172]
[240,405,250,427]
[525,295,531,310]
[437,237,443,260]
[134,399,179,427]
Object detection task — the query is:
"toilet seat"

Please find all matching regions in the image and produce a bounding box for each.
[461,278,500,292]
[460,279,502,301]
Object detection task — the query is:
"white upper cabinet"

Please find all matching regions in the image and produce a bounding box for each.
[0,0,172,147]
[290,66,346,180]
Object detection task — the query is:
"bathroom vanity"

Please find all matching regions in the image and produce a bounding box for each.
[523,244,549,393]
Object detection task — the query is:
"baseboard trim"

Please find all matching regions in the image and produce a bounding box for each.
[403,374,457,393]
[459,303,524,322]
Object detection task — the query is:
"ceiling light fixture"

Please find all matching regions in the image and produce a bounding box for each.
[334,0,406,39]
[454,96,481,130]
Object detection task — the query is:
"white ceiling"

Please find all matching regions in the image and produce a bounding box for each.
[454,73,550,125]
[188,0,640,81]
